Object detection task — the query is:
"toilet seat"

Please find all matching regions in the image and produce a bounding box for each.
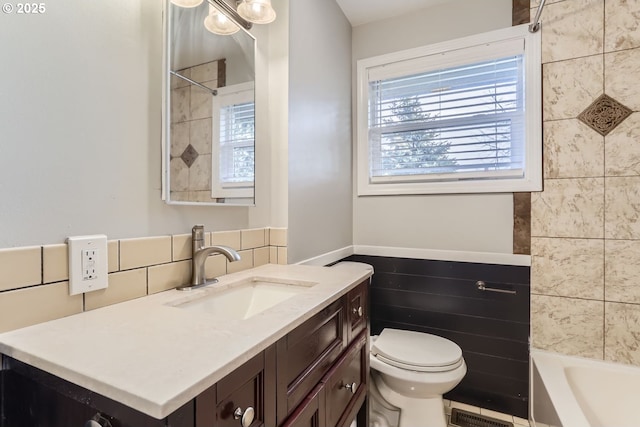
[371,328,463,373]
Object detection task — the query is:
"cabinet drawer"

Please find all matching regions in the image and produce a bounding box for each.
[347,280,368,342]
[276,298,347,420]
[323,331,367,427]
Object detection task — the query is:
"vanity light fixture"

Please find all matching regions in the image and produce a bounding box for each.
[204,3,240,35]
[237,0,276,24]
[173,0,276,36]
[170,0,204,7]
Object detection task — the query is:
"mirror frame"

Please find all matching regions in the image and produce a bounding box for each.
[161,0,257,207]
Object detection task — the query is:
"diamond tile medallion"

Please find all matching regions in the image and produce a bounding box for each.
[578,94,633,136]
[180,144,199,168]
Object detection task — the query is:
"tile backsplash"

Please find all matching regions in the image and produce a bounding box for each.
[530,0,640,366]
[0,227,288,334]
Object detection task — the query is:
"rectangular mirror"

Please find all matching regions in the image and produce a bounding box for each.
[163,0,256,206]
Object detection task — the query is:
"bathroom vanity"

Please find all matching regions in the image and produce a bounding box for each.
[0,264,371,427]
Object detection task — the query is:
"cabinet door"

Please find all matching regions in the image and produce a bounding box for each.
[347,280,368,343]
[280,384,325,427]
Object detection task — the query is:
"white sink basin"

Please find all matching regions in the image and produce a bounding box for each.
[171,278,316,320]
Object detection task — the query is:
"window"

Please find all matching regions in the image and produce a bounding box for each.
[356,25,541,196]
[212,82,255,199]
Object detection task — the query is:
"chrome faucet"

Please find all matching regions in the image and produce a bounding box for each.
[177,225,241,291]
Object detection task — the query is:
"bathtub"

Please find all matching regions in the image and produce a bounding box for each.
[531,349,640,427]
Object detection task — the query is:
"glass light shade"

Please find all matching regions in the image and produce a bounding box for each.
[204,4,240,35]
[237,0,276,24]
[170,0,204,7]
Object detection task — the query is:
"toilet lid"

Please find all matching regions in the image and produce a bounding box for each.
[371,329,463,372]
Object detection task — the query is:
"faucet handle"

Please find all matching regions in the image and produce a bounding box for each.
[192,225,205,241]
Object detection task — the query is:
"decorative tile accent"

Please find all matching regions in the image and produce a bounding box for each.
[605,240,640,303]
[531,178,604,238]
[543,119,604,178]
[605,177,640,239]
[606,113,640,176]
[543,55,603,120]
[531,237,603,300]
[605,302,640,365]
[605,48,640,111]
[531,294,604,359]
[605,0,640,52]
[577,94,632,136]
[180,144,199,168]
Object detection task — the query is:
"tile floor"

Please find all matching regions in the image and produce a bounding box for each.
[446,400,530,427]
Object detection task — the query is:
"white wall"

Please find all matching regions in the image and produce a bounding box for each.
[0,0,271,248]
[352,0,515,254]
[287,0,353,263]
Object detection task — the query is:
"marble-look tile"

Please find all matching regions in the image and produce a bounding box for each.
[147,260,191,294]
[531,237,603,299]
[170,87,190,123]
[170,122,189,158]
[605,0,640,52]
[513,0,530,25]
[189,154,212,191]
[227,249,253,274]
[605,302,640,365]
[543,55,603,121]
[513,193,531,255]
[605,177,640,239]
[605,113,640,176]
[605,48,640,112]
[190,85,213,121]
[119,236,172,270]
[253,247,270,267]
[190,118,212,156]
[543,119,604,178]
[531,294,604,359]
[211,231,241,250]
[171,68,190,89]
[605,240,640,303]
[190,61,218,83]
[535,0,603,64]
[241,228,266,250]
[0,282,82,333]
[85,268,147,311]
[531,0,566,7]
[108,240,119,273]
[0,246,41,291]
[43,244,68,284]
[170,158,189,192]
[531,178,604,238]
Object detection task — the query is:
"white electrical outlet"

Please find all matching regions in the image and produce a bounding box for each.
[67,235,108,295]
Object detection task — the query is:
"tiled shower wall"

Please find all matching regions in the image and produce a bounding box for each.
[530,0,640,365]
[0,227,288,334]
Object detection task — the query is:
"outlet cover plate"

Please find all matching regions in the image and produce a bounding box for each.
[67,235,108,295]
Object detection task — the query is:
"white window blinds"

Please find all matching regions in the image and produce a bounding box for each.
[219,100,255,185]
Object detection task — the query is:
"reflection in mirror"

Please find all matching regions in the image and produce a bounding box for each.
[164,0,256,205]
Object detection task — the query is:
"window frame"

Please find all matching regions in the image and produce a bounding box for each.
[356,24,541,196]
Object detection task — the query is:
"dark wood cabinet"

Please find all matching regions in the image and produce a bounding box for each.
[1,279,369,427]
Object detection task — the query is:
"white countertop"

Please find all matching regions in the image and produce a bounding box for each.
[0,263,372,419]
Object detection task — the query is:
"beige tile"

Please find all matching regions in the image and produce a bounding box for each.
[542,55,603,121]
[480,408,513,423]
[269,246,278,264]
[190,118,212,155]
[543,119,604,178]
[531,237,603,299]
[277,247,288,265]
[204,254,227,280]
[119,236,172,270]
[605,113,640,176]
[190,85,213,121]
[189,154,212,191]
[170,86,190,123]
[0,246,41,291]
[108,240,119,273]
[172,234,192,261]
[241,228,267,250]
[227,250,254,274]
[605,240,640,303]
[190,61,218,83]
[513,415,531,426]
[531,178,604,238]
[148,260,191,294]
[531,294,604,359]
[254,247,270,267]
[536,0,603,64]
[43,244,68,284]
[450,401,480,414]
[170,122,189,158]
[605,0,640,52]
[85,268,147,311]
[211,230,241,250]
[264,228,270,246]
[0,282,82,333]
[605,48,640,112]
[605,177,640,239]
[269,228,287,246]
[605,302,640,365]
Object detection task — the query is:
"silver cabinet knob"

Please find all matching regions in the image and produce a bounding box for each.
[84,414,112,427]
[352,306,363,317]
[342,382,357,394]
[233,406,255,427]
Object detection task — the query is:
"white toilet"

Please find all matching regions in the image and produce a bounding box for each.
[369,328,467,427]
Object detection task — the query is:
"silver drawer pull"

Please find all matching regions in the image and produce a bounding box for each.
[342,382,357,394]
[233,406,255,427]
[352,306,363,317]
[476,280,517,295]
